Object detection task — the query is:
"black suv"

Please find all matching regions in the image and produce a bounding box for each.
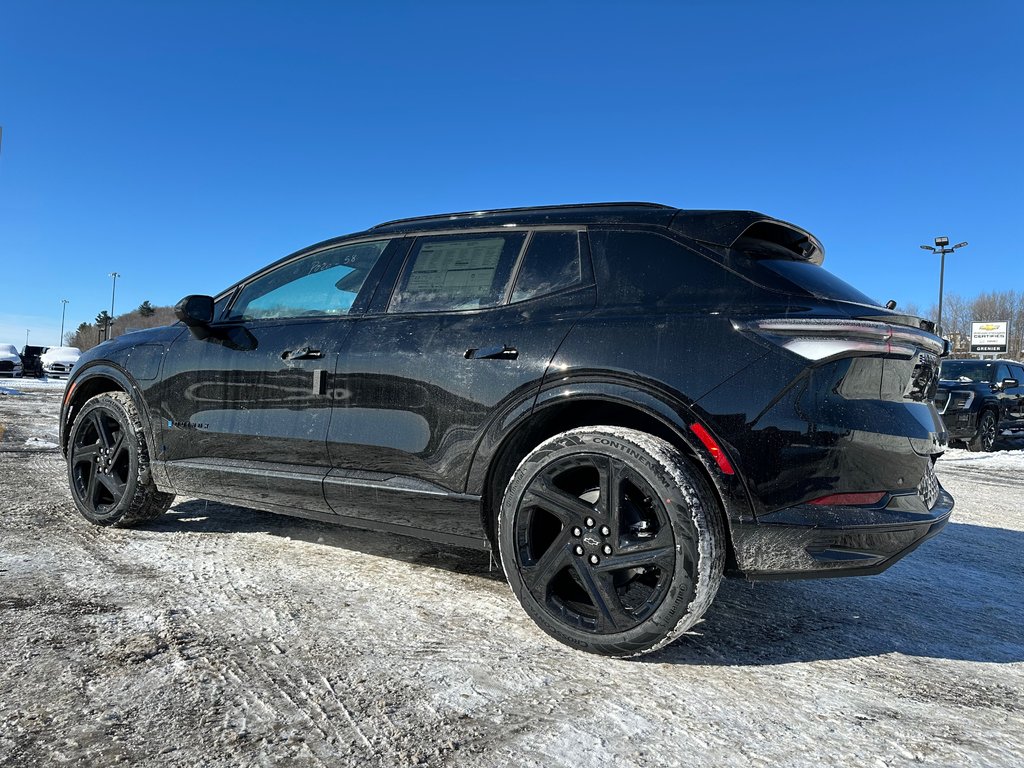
[935,359,1024,451]
[20,345,48,378]
[59,203,953,656]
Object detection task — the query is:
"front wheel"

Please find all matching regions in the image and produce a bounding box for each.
[498,426,725,657]
[67,392,175,526]
[967,410,998,453]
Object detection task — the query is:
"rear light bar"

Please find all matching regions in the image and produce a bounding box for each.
[733,318,947,362]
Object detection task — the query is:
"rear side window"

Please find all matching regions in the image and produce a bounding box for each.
[511,231,583,302]
[589,230,744,306]
[390,232,526,313]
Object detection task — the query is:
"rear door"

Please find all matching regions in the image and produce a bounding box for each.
[324,228,595,539]
[157,237,401,513]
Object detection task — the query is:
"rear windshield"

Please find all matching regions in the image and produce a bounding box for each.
[754,259,880,307]
[940,360,995,383]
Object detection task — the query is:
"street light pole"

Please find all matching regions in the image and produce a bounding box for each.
[60,299,69,345]
[919,237,968,332]
[108,272,120,340]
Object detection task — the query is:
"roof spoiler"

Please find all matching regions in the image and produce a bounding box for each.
[669,210,825,265]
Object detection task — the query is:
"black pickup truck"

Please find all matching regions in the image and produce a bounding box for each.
[19,345,48,378]
[935,359,1024,451]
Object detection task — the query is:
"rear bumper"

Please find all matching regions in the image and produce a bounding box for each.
[731,483,954,580]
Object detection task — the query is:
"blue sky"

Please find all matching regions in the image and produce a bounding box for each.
[1,1,1021,345]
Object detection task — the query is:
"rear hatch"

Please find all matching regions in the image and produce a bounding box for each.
[674,214,947,450]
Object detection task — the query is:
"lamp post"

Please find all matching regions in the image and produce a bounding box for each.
[919,237,967,333]
[108,272,120,340]
[60,299,69,345]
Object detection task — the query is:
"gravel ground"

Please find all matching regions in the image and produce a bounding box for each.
[1,379,1022,767]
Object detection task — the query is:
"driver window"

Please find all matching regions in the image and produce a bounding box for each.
[228,240,391,321]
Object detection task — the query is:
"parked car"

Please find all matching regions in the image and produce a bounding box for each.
[934,359,1024,451]
[0,343,24,378]
[59,202,953,656]
[40,346,81,378]
[19,345,48,378]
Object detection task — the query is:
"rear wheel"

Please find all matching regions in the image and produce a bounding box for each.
[67,392,175,526]
[967,410,998,453]
[498,426,725,657]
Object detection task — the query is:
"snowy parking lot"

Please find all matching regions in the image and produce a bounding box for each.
[1,379,1022,767]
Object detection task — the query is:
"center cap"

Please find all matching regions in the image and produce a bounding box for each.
[582,533,600,548]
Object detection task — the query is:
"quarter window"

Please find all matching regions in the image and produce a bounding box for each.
[511,231,583,302]
[389,233,526,313]
[228,240,391,321]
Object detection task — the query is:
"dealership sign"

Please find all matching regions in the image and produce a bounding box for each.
[970,321,1008,353]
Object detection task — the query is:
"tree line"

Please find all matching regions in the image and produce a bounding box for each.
[900,289,1024,359]
[64,301,178,352]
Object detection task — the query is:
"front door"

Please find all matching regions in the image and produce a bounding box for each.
[156,237,401,514]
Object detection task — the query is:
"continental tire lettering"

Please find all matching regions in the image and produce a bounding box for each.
[592,437,658,472]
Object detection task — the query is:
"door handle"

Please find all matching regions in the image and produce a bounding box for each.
[465,345,519,360]
[281,345,324,360]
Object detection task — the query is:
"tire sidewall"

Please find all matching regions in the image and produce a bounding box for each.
[498,427,719,655]
[67,394,143,526]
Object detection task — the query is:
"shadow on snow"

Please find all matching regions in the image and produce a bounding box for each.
[154,499,1023,666]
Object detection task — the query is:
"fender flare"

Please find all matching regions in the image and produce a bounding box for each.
[465,376,756,531]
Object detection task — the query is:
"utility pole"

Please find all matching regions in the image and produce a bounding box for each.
[108,272,121,341]
[60,299,69,345]
[919,237,967,333]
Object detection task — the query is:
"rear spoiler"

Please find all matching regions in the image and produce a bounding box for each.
[669,210,825,265]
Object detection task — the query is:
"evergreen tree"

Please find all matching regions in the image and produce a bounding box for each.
[138,300,155,317]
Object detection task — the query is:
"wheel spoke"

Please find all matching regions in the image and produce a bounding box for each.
[522,477,595,525]
[595,547,675,574]
[597,456,625,533]
[71,442,100,463]
[571,560,631,632]
[520,529,573,594]
[92,412,115,449]
[97,471,126,500]
[108,430,127,465]
[85,465,101,506]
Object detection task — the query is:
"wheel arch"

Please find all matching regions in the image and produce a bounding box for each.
[472,385,751,571]
[61,364,157,457]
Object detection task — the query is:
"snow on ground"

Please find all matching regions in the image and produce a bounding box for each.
[0,387,1022,767]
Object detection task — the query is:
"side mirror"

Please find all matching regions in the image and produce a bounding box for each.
[174,295,215,339]
[1003,378,1019,389]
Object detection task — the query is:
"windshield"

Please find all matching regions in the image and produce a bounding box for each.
[0,344,17,356]
[940,360,994,383]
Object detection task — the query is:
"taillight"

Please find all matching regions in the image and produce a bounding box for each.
[733,318,946,362]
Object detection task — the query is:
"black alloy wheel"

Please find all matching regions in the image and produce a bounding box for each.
[67,392,175,527]
[499,426,724,657]
[71,407,131,515]
[968,410,998,453]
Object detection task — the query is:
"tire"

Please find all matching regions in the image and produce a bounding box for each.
[498,426,725,657]
[67,392,175,527]
[966,410,998,453]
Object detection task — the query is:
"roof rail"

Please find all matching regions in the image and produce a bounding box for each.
[369,202,673,230]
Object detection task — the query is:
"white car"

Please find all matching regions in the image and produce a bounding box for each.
[40,346,81,378]
[0,343,24,378]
